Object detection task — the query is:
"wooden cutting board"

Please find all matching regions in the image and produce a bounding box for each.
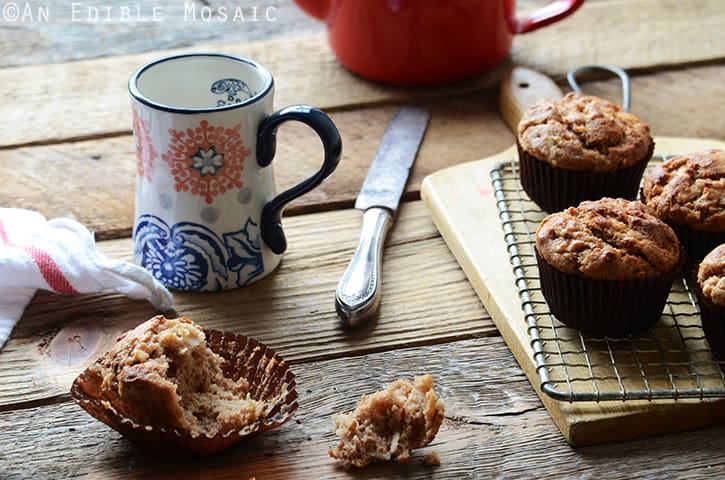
[421,137,725,446]
[421,68,725,445]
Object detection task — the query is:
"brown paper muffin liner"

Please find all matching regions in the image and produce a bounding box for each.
[518,140,653,213]
[535,246,683,337]
[70,330,298,456]
[692,271,725,359]
[671,225,725,271]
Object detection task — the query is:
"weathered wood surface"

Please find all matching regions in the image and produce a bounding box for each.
[0,202,493,408]
[1,65,724,240]
[0,1,323,68]
[2,0,724,148]
[0,96,513,238]
[4,336,725,480]
[2,0,725,477]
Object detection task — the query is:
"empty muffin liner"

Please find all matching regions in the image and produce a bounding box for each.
[692,271,725,359]
[535,246,683,337]
[517,140,653,213]
[71,330,298,456]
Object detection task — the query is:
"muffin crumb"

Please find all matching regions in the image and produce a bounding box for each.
[423,451,441,467]
[329,375,445,468]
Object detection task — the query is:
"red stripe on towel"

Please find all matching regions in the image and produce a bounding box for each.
[0,217,79,295]
[0,218,10,245]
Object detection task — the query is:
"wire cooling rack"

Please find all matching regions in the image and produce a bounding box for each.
[490,155,725,402]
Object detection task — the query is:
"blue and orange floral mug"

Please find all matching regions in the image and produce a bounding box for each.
[129,53,342,291]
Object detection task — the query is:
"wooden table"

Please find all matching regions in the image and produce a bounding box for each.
[2,0,725,478]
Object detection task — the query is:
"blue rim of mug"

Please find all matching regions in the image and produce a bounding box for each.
[128,52,274,114]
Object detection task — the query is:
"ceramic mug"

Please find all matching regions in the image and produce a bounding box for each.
[129,53,342,291]
[293,0,585,85]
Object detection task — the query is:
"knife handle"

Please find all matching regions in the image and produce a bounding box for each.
[335,207,392,328]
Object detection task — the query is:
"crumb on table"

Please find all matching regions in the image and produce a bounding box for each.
[423,451,441,467]
[329,374,445,468]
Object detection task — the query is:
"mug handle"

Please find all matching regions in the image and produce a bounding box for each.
[257,105,342,254]
[515,0,585,33]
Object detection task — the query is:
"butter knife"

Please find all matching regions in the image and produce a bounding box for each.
[335,106,430,327]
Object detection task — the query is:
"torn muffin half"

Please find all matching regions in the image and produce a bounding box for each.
[329,374,445,467]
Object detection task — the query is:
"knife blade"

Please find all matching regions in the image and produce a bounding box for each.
[335,106,430,327]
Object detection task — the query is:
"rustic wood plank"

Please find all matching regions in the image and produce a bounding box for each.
[0,34,506,149]
[0,95,514,239]
[3,337,725,479]
[558,64,725,140]
[0,201,494,407]
[500,64,725,141]
[2,0,723,148]
[0,0,324,68]
[512,0,725,77]
[421,137,725,446]
[3,65,725,240]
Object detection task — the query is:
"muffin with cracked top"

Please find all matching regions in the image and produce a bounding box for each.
[517,92,653,213]
[641,149,725,267]
[535,197,683,336]
[693,244,725,358]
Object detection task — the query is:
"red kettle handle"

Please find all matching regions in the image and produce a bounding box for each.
[515,0,585,34]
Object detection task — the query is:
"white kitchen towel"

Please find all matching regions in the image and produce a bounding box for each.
[0,208,173,350]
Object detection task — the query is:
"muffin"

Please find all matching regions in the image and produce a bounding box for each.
[71,315,297,455]
[517,92,654,212]
[693,244,725,358]
[329,374,445,468]
[641,149,725,267]
[535,198,683,336]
